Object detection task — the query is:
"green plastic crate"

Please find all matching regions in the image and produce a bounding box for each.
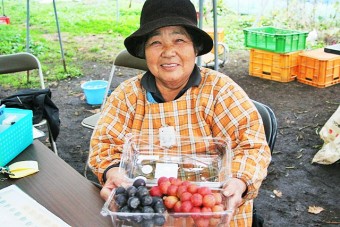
[243,26,308,53]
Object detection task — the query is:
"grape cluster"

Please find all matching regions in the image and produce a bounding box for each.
[113,178,166,226]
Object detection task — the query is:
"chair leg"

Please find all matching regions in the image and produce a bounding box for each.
[26,71,30,83]
[84,156,102,189]
[49,135,58,156]
[46,121,58,156]
[84,156,89,178]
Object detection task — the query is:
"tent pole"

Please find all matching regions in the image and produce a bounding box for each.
[116,0,119,21]
[2,0,5,15]
[26,0,30,52]
[197,0,204,67]
[213,0,218,70]
[53,0,67,72]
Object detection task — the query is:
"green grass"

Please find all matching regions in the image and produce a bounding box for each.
[0,0,142,87]
[0,0,338,88]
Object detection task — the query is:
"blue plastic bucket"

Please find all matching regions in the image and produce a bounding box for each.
[81,80,108,105]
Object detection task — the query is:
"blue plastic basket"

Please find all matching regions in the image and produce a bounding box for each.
[81,80,108,105]
[0,108,33,166]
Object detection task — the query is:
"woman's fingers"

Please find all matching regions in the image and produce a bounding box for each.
[222,178,247,224]
[100,167,129,201]
[100,184,114,201]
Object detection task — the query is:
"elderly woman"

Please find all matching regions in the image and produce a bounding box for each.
[89,0,271,226]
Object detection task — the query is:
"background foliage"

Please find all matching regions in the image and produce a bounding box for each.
[0,0,338,87]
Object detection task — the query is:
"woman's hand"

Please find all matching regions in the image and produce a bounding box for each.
[222,178,247,224]
[100,167,129,201]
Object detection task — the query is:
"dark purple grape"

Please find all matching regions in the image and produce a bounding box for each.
[114,193,127,207]
[153,201,166,214]
[128,196,140,209]
[141,195,153,206]
[133,178,146,188]
[119,205,130,212]
[141,219,154,227]
[115,186,126,195]
[153,214,166,226]
[132,208,143,223]
[126,186,138,197]
[137,186,150,198]
[117,205,131,220]
[151,196,163,206]
[142,206,155,220]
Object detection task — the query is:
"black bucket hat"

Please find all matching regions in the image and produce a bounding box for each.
[124,0,213,59]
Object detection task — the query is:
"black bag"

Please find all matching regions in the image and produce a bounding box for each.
[0,88,60,141]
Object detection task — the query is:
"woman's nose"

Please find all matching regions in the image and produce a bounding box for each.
[161,44,176,58]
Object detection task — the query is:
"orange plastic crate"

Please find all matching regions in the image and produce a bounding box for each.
[297,48,340,88]
[204,28,225,54]
[249,48,301,82]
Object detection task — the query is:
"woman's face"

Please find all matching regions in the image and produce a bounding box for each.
[145,26,196,92]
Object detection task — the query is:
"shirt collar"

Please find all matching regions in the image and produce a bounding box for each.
[141,65,201,102]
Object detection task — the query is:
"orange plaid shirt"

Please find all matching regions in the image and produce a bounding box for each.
[89,67,271,226]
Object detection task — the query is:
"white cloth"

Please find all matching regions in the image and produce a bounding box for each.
[312,105,340,164]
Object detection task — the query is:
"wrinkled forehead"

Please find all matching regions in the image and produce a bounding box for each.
[146,26,190,39]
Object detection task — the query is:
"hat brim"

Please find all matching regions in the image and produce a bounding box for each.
[124,17,213,59]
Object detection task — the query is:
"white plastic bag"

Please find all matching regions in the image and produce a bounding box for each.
[312,105,340,165]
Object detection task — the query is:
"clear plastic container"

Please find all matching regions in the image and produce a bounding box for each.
[101,134,233,227]
[102,188,232,227]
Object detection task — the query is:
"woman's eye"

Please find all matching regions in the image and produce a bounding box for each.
[149,41,160,46]
[176,38,185,42]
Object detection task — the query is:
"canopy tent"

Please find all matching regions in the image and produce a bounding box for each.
[25,0,67,72]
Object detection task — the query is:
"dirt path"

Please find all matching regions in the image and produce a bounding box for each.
[1,50,339,226]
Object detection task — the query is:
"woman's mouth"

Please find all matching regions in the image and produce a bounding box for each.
[161,63,178,68]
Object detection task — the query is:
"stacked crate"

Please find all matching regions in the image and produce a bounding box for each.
[243,26,308,83]
[297,47,340,88]
[204,28,225,54]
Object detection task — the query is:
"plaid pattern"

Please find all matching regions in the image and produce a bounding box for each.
[89,67,271,226]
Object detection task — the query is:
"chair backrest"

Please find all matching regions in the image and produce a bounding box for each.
[102,50,148,107]
[252,100,278,152]
[0,52,45,89]
[114,49,148,71]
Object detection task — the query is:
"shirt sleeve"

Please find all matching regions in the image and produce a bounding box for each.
[212,79,272,201]
[88,84,133,184]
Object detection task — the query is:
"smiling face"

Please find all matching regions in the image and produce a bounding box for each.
[144,26,196,101]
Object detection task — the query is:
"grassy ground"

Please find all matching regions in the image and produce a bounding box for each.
[0,0,143,86]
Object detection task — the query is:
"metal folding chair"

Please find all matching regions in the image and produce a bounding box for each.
[81,49,148,130]
[0,52,58,155]
[252,100,278,152]
[82,50,148,185]
[251,100,277,226]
